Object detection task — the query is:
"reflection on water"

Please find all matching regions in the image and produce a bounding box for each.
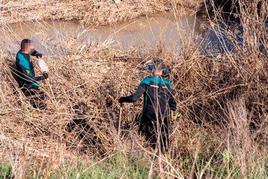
[1,14,266,57]
[0,13,201,56]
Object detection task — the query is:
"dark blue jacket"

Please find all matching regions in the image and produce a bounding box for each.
[121,76,177,119]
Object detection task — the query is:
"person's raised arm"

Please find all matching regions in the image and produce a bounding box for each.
[119,83,146,104]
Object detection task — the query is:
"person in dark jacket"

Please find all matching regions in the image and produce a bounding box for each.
[15,39,48,109]
[119,58,176,151]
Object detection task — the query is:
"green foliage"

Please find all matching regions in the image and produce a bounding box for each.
[50,153,149,179]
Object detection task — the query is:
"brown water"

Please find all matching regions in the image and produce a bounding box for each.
[0,13,201,55]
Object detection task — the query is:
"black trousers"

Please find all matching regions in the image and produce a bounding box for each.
[137,113,170,152]
[21,86,46,109]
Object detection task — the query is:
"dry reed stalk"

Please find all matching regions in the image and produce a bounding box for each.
[0,0,202,26]
[0,0,267,178]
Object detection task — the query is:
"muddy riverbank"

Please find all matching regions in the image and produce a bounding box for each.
[0,0,201,26]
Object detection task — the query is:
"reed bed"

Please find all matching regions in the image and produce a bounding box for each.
[0,0,267,178]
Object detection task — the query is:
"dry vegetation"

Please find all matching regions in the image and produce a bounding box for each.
[0,0,201,25]
[0,0,268,178]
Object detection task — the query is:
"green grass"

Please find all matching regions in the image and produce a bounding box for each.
[0,163,12,179]
[2,151,267,178]
[49,153,149,179]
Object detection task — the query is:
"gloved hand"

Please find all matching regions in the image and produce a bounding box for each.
[118,97,126,104]
[30,49,43,58]
[36,53,43,58]
[43,72,49,79]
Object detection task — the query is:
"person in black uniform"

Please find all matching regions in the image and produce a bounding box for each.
[119,58,176,151]
[15,39,48,109]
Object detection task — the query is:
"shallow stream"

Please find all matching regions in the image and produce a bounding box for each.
[0,13,201,55]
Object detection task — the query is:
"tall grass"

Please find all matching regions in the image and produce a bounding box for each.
[0,0,267,178]
[0,163,12,179]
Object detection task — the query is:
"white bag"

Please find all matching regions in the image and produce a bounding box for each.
[37,59,49,73]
